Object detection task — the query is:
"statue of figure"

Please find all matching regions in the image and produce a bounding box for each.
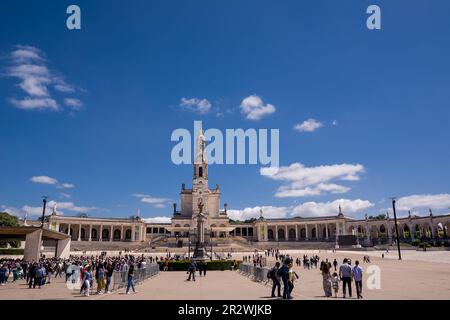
[365,213,368,221]
[198,198,204,214]
[260,208,263,219]
[386,210,390,219]
[429,208,433,217]
[182,183,186,190]
[195,128,206,164]
[52,203,57,215]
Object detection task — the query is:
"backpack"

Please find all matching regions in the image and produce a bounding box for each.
[36,268,44,278]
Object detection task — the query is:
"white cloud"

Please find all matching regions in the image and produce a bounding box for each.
[46,200,96,213]
[142,216,172,224]
[9,98,58,110]
[30,175,58,185]
[132,194,169,208]
[332,120,338,126]
[179,97,212,114]
[291,199,374,217]
[59,193,72,199]
[228,206,289,221]
[396,194,450,211]
[58,183,75,189]
[1,205,23,217]
[261,162,365,198]
[5,45,83,112]
[64,98,83,110]
[240,95,276,120]
[294,119,323,132]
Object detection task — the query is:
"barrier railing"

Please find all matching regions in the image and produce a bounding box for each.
[238,263,271,283]
[111,264,159,291]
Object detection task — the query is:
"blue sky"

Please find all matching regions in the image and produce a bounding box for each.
[1,0,450,222]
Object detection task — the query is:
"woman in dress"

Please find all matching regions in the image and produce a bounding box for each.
[322,261,332,297]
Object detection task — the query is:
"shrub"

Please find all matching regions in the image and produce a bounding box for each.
[411,239,421,246]
[0,248,24,255]
[157,260,242,271]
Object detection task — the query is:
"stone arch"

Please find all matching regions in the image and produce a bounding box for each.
[268,229,274,240]
[379,225,387,238]
[288,228,296,240]
[311,228,317,239]
[422,224,432,238]
[300,228,306,239]
[357,225,365,237]
[370,225,379,239]
[102,228,110,240]
[113,229,121,240]
[91,228,98,240]
[278,228,285,240]
[413,224,421,238]
[402,224,410,239]
[175,224,181,227]
[184,224,190,228]
[436,223,445,238]
[80,228,86,240]
[125,229,132,240]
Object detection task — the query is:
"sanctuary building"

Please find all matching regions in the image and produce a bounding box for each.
[38,128,450,248]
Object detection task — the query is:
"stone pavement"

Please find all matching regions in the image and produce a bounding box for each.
[1,250,450,300]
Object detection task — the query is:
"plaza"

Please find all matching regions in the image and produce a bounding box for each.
[1,249,449,300]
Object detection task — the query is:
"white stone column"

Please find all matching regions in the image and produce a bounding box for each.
[88,225,92,241]
[110,225,113,241]
[285,225,288,241]
[78,224,82,241]
[295,225,298,241]
[315,223,319,240]
[305,224,309,240]
[264,224,268,241]
[275,225,278,241]
[132,225,136,242]
[67,224,71,235]
[325,223,329,240]
[121,225,124,241]
[99,225,103,241]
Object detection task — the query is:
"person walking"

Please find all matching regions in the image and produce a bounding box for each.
[339,258,352,298]
[352,260,363,299]
[333,259,338,271]
[321,260,332,297]
[126,262,138,294]
[202,262,207,277]
[187,259,197,281]
[269,262,282,298]
[287,262,299,298]
[279,258,292,299]
[82,266,92,297]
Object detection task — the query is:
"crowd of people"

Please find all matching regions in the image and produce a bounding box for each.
[266,253,369,300]
[0,254,156,296]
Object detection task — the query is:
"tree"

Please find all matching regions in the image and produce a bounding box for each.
[0,211,19,227]
[0,212,20,248]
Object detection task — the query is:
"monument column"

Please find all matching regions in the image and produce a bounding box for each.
[88,224,92,242]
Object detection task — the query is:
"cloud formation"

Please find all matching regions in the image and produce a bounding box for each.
[29,175,75,189]
[227,198,374,221]
[179,97,212,114]
[396,194,450,211]
[133,193,169,208]
[240,95,276,120]
[294,119,323,132]
[4,45,83,112]
[261,162,364,198]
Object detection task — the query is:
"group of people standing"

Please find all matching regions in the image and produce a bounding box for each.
[267,256,299,300]
[321,258,363,299]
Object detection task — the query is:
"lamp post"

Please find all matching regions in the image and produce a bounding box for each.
[41,196,48,228]
[391,198,402,260]
[210,231,213,261]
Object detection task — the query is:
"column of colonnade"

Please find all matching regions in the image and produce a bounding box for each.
[58,222,145,242]
[260,222,338,242]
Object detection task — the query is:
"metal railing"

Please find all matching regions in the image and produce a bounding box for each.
[238,263,271,283]
[111,264,159,291]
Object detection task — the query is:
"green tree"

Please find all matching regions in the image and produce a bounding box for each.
[0,211,19,227]
[0,212,20,248]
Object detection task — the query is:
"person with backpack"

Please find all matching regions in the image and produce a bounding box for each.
[35,264,45,288]
[278,258,292,299]
[268,261,282,298]
[126,262,137,294]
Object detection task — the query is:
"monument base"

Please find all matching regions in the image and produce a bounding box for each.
[193,244,207,261]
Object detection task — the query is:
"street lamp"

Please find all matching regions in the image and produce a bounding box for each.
[391,198,402,260]
[41,196,49,228]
